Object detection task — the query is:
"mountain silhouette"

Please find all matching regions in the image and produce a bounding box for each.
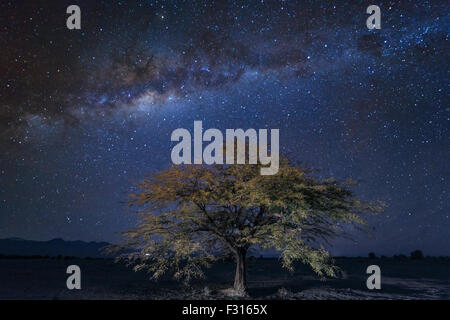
[0,238,111,258]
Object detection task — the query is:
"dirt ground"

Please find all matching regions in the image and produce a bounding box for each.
[0,257,448,300]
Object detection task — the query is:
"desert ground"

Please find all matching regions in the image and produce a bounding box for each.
[0,257,448,300]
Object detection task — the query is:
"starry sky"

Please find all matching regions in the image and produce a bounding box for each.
[0,0,448,256]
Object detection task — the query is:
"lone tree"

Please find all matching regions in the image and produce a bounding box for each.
[113,156,383,296]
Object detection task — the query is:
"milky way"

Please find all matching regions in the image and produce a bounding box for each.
[0,0,448,256]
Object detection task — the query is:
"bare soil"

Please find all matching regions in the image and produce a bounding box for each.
[0,257,448,300]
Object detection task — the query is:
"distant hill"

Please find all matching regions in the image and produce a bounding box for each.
[0,238,112,258]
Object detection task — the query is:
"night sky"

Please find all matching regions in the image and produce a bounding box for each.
[0,0,448,256]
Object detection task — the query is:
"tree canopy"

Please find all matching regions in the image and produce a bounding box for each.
[112,156,384,295]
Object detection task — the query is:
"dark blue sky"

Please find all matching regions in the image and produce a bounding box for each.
[0,0,448,256]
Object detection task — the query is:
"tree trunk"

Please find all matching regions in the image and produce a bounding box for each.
[233,247,248,296]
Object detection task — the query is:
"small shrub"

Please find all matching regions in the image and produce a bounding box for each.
[203,286,211,296]
[277,287,293,299]
[410,250,424,260]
